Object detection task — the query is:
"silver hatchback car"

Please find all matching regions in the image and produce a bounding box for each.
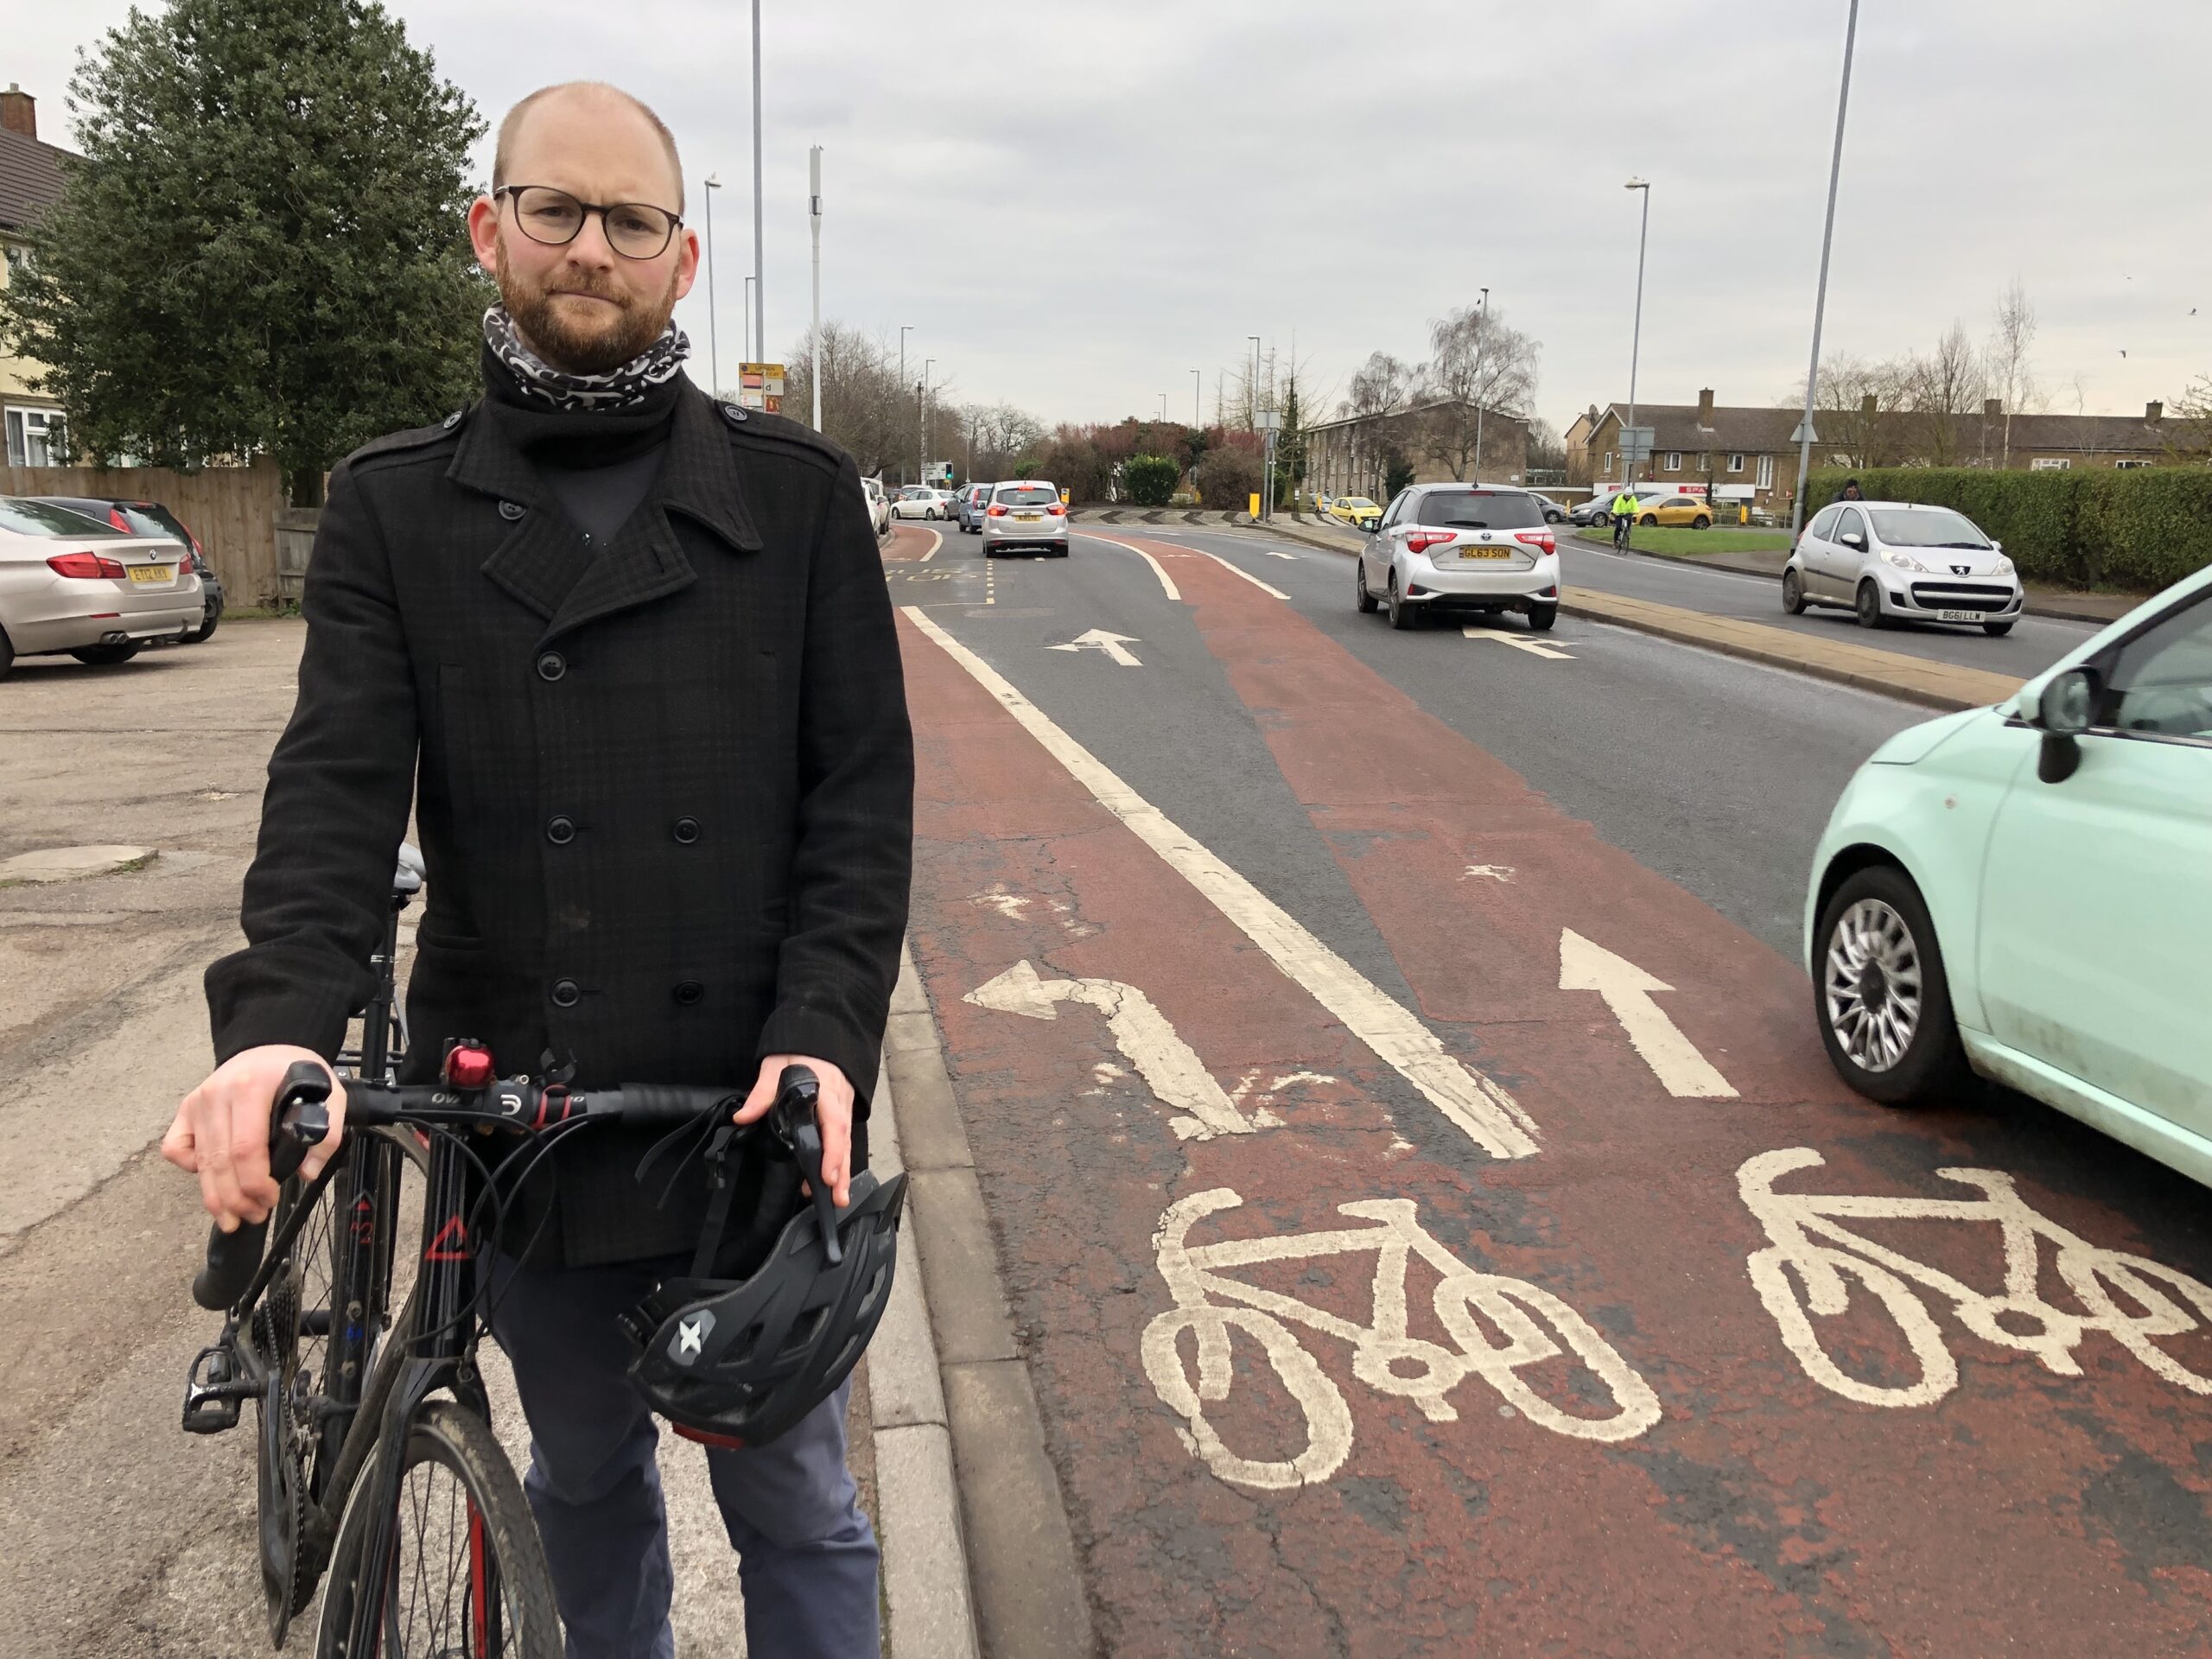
[1783,499,2023,636]
[981,481,1069,556]
[0,497,201,678]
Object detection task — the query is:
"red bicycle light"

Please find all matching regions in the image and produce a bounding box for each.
[442,1041,496,1090]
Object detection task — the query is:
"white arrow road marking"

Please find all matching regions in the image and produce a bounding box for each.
[1462,865,1514,882]
[966,960,1264,1138]
[1557,929,1737,1099]
[904,605,1539,1160]
[1047,628,1143,666]
[1256,548,1300,561]
[1463,627,1574,660]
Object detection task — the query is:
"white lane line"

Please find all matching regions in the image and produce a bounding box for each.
[1077,533,1182,601]
[1565,540,1772,588]
[900,605,1541,1161]
[1192,549,1291,600]
[918,527,945,562]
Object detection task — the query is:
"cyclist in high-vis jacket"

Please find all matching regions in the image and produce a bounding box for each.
[1611,486,1641,550]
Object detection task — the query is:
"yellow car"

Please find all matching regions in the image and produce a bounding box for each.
[1327,496,1382,531]
[1628,494,1714,529]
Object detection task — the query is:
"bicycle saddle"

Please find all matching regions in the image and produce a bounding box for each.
[392,842,425,897]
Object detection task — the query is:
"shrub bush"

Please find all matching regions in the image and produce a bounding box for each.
[1041,435,1110,505]
[1196,446,1261,512]
[1122,453,1179,507]
[1805,466,2211,592]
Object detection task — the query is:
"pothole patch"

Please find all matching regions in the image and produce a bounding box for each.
[0,845,158,885]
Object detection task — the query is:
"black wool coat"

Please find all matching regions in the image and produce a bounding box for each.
[207,385,914,1265]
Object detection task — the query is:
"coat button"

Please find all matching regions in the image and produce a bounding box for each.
[550,978,581,1008]
[537,652,566,682]
[674,979,704,1007]
[672,817,701,844]
[499,500,526,521]
[545,815,575,845]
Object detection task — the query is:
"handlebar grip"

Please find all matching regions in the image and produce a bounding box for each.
[770,1065,842,1264]
[189,1062,332,1312]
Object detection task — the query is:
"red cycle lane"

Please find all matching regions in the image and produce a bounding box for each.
[895,562,2212,1658]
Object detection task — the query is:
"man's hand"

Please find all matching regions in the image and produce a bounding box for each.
[162,1046,346,1232]
[734,1055,854,1207]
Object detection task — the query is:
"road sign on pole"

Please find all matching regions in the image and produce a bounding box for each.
[1618,425,1656,462]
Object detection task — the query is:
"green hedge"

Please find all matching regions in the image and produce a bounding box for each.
[1122,454,1180,508]
[1806,466,2212,592]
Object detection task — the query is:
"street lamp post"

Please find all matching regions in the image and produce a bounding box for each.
[898,325,912,484]
[702,174,722,395]
[809,145,823,432]
[1790,0,1862,537]
[1190,368,1201,430]
[1473,284,1489,480]
[919,358,934,487]
[1624,178,1651,491]
[742,276,754,365]
[750,0,765,373]
[1248,335,1261,429]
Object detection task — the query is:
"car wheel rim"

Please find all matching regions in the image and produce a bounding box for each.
[1824,898,1923,1072]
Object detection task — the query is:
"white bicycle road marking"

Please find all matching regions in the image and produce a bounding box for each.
[903,606,1540,1160]
[1143,1188,1662,1490]
[967,961,1267,1139]
[1741,1147,2212,1408]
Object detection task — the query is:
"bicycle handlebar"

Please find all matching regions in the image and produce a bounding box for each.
[191,1060,802,1312]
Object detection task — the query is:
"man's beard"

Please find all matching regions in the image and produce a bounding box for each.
[494,238,680,375]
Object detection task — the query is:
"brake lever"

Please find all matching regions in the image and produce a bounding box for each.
[769,1064,842,1264]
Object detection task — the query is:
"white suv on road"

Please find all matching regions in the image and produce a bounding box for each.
[1784,500,2023,635]
[1355,484,1560,632]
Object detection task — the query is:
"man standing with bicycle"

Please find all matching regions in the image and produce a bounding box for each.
[162,79,911,1658]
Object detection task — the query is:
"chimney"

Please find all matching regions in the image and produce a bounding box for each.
[2146,401,2164,424]
[1696,388,1714,426]
[1982,397,2002,420]
[0,84,33,141]
[1859,394,1878,416]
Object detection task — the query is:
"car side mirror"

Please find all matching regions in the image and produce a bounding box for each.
[2034,666,2099,783]
[1839,531,1866,550]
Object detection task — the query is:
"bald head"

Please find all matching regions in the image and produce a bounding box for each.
[493,82,685,215]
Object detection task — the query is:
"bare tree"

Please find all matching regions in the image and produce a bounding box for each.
[959,403,1046,481]
[1784,353,1916,467]
[1341,352,1419,498]
[1987,278,2038,467]
[779,323,912,480]
[1905,321,1988,466]
[2168,372,2212,461]
[1421,302,1541,480]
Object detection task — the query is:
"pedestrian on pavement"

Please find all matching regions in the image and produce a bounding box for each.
[161,79,911,1659]
[1611,482,1641,550]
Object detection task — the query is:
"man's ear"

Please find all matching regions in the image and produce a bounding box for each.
[467,195,501,272]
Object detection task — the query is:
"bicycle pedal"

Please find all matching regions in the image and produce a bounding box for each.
[181,1344,244,1434]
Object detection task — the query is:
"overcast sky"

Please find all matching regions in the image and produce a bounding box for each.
[14,1,2210,435]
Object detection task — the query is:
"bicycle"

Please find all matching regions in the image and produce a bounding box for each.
[1141,1187,1662,1491]
[1739,1147,2212,1408]
[181,851,842,1656]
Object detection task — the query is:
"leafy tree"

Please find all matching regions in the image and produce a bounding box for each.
[1384,446,1418,499]
[0,0,492,504]
[1196,443,1260,512]
[1273,373,1307,505]
[1122,454,1179,507]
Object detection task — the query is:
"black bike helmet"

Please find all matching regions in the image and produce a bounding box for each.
[620,1068,906,1449]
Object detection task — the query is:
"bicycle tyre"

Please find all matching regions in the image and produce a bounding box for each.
[314,1401,563,1658]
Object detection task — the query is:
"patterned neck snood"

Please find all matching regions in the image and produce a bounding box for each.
[482,304,690,412]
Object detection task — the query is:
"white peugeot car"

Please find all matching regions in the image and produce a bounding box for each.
[1354,484,1560,631]
[1783,499,2023,636]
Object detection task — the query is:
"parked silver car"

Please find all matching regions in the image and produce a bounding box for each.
[955,484,993,533]
[1783,500,2022,635]
[0,497,202,679]
[981,481,1069,556]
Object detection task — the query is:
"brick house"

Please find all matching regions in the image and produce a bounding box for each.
[1566,388,2185,515]
[1306,398,1530,501]
[0,82,71,467]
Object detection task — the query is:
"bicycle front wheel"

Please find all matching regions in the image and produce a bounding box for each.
[315,1401,562,1658]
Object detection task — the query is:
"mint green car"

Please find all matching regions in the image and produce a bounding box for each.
[1804,564,2212,1183]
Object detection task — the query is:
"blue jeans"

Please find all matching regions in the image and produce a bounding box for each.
[486,1251,880,1659]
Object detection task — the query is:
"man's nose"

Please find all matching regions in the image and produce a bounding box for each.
[563,212,620,270]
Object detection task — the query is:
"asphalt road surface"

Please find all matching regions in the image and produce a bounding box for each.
[892,522,2212,1658]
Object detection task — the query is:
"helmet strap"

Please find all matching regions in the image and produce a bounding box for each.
[690,1123,742,1280]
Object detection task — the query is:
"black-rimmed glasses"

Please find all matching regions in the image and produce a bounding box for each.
[493,185,683,260]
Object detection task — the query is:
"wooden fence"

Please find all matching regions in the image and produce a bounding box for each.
[1,458,295,606]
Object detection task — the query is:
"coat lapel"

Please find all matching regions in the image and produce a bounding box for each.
[454,386,766,647]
